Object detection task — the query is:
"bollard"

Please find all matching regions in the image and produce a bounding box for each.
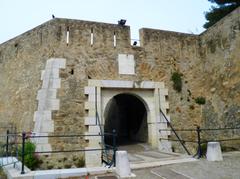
[115,151,135,178]
[21,132,26,174]
[6,130,9,157]
[112,129,117,167]
[206,142,223,161]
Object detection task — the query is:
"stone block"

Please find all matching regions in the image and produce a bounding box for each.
[84,116,98,125]
[32,136,49,144]
[86,109,96,117]
[84,86,96,95]
[36,143,52,153]
[33,110,52,122]
[158,122,168,130]
[59,168,87,178]
[206,142,223,161]
[52,58,66,69]
[89,138,102,147]
[38,99,60,111]
[148,103,155,111]
[160,102,169,109]
[160,88,168,96]
[101,80,133,88]
[45,58,66,69]
[84,101,96,110]
[40,120,54,132]
[88,80,102,87]
[159,130,170,137]
[85,133,102,141]
[160,112,170,123]
[115,151,133,178]
[87,94,96,102]
[42,78,61,89]
[45,59,54,69]
[159,140,172,152]
[155,82,165,89]
[147,123,158,147]
[41,68,60,80]
[117,54,135,75]
[84,132,101,138]
[140,81,155,89]
[85,148,102,167]
[40,70,45,81]
[88,126,101,133]
[37,89,57,100]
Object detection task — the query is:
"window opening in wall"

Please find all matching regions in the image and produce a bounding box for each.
[113,32,116,47]
[66,26,70,45]
[90,28,94,46]
[39,32,43,45]
[70,69,74,75]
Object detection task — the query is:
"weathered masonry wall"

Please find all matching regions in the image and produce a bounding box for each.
[199,8,240,145]
[0,7,240,168]
[138,8,240,151]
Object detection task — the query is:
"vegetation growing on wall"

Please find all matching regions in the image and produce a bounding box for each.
[195,97,206,105]
[171,72,182,92]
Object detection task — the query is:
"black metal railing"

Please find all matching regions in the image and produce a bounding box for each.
[0,130,117,174]
[18,131,117,174]
[0,130,21,168]
[159,125,240,158]
[160,109,191,155]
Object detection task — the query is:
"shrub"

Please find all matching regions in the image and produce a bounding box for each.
[171,72,182,92]
[19,140,40,170]
[195,97,206,105]
[200,143,207,156]
[75,157,85,168]
[189,105,195,110]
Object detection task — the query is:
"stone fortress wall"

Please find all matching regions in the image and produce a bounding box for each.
[0,7,239,168]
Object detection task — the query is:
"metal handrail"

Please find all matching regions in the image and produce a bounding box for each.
[160,109,191,155]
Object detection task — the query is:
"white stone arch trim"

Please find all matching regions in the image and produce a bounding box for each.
[84,79,171,167]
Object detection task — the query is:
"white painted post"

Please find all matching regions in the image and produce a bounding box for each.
[115,151,135,178]
[206,142,223,161]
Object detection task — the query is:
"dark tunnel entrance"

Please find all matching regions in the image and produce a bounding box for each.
[104,93,148,146]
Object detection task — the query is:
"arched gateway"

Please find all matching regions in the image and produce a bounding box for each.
[104,93,148,145]
[84,80,171,167]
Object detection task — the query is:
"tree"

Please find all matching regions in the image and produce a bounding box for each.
[204,0,240,29]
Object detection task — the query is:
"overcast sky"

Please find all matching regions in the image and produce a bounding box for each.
[0,0,213,44]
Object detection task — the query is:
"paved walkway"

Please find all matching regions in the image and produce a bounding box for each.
[119,143,196,169]
[93,151,240,179]
[127,151,240,179]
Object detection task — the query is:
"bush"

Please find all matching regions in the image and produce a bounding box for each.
[200,143,207,156]
[171,72,182,92]
[75,157,85,168]
[19,140,40,170]
[195,97,206,105]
